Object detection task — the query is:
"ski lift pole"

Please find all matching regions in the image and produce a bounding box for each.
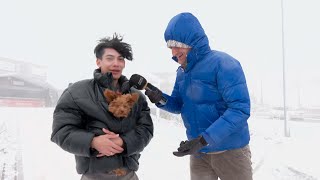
[281,0,290,137]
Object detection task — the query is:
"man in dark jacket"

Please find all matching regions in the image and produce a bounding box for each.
[145,13,252,180]
[51,34,153,180]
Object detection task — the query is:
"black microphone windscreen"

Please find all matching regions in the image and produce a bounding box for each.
[129,74,147,90]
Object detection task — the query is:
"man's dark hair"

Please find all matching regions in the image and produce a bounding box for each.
[94,33,133,61]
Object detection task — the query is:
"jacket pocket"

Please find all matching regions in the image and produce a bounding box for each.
[124,154,141,171]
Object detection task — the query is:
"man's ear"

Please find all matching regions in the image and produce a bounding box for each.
[104,89,118,103]
[128,93,139,105]
[96,59,101,68]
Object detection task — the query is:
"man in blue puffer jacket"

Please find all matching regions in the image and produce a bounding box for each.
[145,12,252,180]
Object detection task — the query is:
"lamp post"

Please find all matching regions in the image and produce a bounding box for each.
[281,0,290,137]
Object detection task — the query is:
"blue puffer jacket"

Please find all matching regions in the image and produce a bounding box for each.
[159,12,251,153]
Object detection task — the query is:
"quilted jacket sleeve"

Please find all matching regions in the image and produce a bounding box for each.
[202,58,251,146]
[157,73,183,114]
[51,89,95,157]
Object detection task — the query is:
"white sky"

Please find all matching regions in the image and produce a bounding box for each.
[1,0,320,107]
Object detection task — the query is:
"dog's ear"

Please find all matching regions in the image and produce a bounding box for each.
[127,93,139,106]
[104,89,118,103]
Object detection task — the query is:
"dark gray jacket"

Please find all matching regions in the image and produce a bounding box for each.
[50,72,153,174]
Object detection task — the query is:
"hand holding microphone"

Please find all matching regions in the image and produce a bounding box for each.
[129,74,167,105]
[145,86,163,104]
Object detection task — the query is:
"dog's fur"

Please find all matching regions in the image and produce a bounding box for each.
[104,89,139,118]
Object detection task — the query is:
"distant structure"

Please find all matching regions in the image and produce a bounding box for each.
[0,57,58,107]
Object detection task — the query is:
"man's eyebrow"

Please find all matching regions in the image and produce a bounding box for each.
[105,54,123,58]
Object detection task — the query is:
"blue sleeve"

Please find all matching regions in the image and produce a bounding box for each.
[202,58,251,145]
[156,78,183,114]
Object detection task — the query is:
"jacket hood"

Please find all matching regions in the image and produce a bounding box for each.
[164,12,211,71]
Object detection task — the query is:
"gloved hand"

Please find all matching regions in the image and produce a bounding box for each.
[145,87,163,104]
[173,136,208,157]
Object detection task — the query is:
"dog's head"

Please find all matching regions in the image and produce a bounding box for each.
[104,89,139,118]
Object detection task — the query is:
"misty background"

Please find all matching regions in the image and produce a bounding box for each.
[1,0,320,179]
[1,0,319,107]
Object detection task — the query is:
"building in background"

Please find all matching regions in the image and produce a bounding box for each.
[0,57,58,107]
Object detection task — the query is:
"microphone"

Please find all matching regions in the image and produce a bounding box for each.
[129,74,167,105]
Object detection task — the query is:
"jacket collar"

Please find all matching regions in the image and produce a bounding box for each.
[93,69,130,118]
[93,68,128,90]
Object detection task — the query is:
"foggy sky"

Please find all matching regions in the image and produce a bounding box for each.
[1,0,319,107]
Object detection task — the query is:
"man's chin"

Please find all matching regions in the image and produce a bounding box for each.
[112,74,121,80]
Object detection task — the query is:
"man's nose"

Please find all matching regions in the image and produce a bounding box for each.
[171,47,178,55]
[113,59,121,66]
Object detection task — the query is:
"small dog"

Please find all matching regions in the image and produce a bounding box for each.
[104,89,139,118]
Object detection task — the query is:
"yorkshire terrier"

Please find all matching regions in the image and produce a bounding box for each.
[104,89,139,118]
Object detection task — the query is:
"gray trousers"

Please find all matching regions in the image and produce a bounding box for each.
[80,171,139,180]
[190,145,253,180]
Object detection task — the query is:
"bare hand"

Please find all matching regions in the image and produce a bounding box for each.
[102,128,124,147]
[91,129,124,157]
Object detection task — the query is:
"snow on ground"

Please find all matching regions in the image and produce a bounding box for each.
[137,119,189,180]
[1,107,80,180]
[0,114,20,180]
[250,117,320,180]
[1,107,320,180]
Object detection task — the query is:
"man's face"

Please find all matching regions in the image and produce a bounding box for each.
[171,47,191,67]
[96,48,125,80]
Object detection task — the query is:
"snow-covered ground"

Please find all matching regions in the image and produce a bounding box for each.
[1,107,320,180]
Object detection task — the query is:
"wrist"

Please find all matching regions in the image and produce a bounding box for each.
[199,136,208,146]
[91,137,97,149]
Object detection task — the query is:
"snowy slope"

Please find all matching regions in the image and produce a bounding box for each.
[1,107,320,180]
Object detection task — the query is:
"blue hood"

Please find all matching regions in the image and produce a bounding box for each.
[164,12,211,71]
